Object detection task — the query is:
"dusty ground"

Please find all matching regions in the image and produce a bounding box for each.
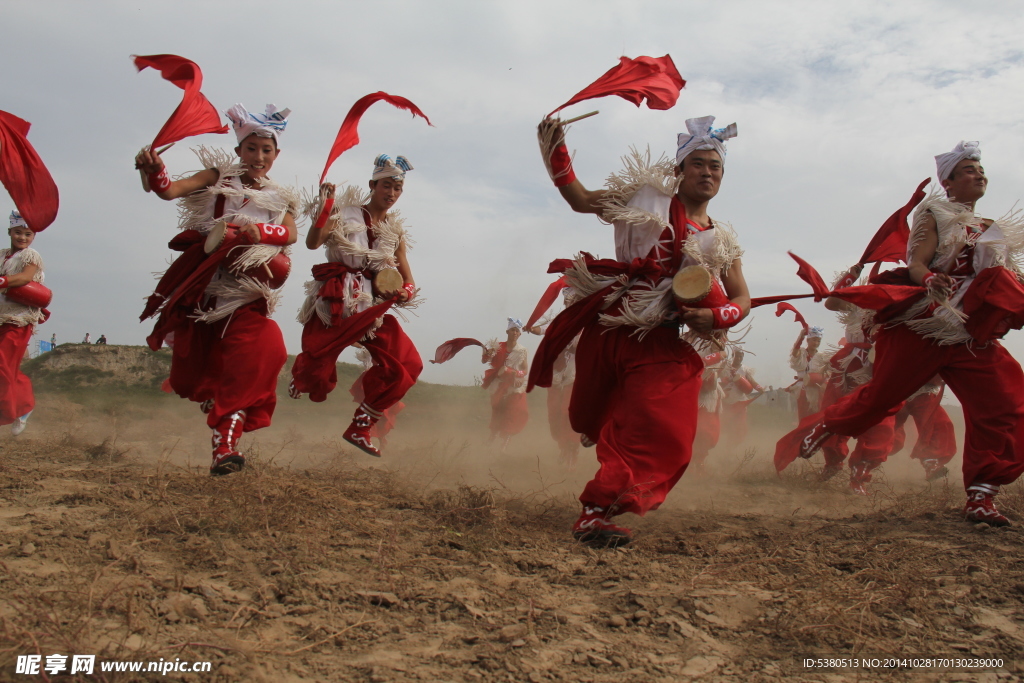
[2,346,1024,682]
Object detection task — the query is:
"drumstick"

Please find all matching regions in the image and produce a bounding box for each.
[139,143,176,193]
[560,110,599,125]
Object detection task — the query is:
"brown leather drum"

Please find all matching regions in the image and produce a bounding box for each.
[373,268,404,297]
[672,265,713,304]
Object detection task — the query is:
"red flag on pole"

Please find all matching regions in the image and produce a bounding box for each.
[0,111,59,232]
[525,276,569,330]
[548,55,686,118]
[320,92,432,184]
[858,178,930,264]
[132,54,229,148]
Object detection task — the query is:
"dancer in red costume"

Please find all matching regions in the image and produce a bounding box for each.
[136,104,298,475]
[810,265,897,494]
[290,155,421,457]
[794,141,1024,525]
[350,347,405,448]
[533,115,751,546]
[482,319,530,449]
[720,348,763,451]
[0,211,49,435]
[789,326,824,419]
[890,377,956,480]
[691,352,725,476]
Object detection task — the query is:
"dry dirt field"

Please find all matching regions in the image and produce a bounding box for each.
[2,346,1024,682]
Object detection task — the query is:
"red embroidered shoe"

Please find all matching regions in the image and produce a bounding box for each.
[343,403,382,457]
[287,380,302,400]
[799,422,832,459]
[965,484,1011,527]
[572,505,633,547]
[210,410,246,476]
[922,458,949,482]
[848,463,873,496]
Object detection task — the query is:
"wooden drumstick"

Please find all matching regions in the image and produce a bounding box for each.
[560,110,599,125]
[139,143,176,192]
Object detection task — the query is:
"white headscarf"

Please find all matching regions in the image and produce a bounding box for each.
[507,317,524,331]
[9,211,27,229]
[371,154,413,181]
[676,115,737,165]
[807,326,825,340]
[935,141,981,182]
[225,103,291,145]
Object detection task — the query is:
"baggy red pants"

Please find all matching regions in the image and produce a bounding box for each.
[292,314,421,410]
[547,383,579,455]
[350,373,405,444]
[489,376,529,438]
[819,379,896,470]
[891,392,957,465]
[0,324,34,425]
[721,400,749,449]
[570,323,703,516]
[692,407,721,470]
[821,323,1024,489]
[166,302,286,432]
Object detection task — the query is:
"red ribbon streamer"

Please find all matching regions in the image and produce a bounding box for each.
[525,276,569,330]
[319,92,432,183]
[859,178,930,264]
[133,54,229,148]
[548,55,686,118]
[775,302,809,332]
[0,110,59,232]
[430,338,485,365]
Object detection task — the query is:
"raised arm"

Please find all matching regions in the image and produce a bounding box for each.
[134,146,218,201]
[306,183,337,250]
[537,118,607,215]
[792,328,807,356]
[825,263,863,312]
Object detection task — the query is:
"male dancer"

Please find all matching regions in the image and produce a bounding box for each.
[481,318,530,448]
[290,155,422,457]
[0,211,47,435]
[720,348,763,451]
[797,141,1024,524]
[691,352,725,476]
[790,326,824,419]
[534,115,751,545]
[135,104,297,475]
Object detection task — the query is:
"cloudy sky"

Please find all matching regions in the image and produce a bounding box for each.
[3,0,1024,388]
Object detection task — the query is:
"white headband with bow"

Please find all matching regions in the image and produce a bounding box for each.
[676,115,737,165]
[225,103,290,144]
[507,317,524,331]
[371,154,413,181]
[9,211,27,229]
[935,140,981,182]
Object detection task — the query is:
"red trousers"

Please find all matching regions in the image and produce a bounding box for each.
[821,323,1024,489]
[547,383,579,455]
[692,407,721,469]
[570,324,703,516]
[489,377,529,437]
[293,314,422,410]
[818,378,896,469]
[796,389,813,420]
[891,392,957,465]
[721,400,748,448]
[0,324,34,425]
[166,303,286,432]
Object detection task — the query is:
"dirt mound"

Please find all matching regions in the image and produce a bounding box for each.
[23,344,172,392]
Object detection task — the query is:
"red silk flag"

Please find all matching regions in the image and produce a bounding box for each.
[548,55,685,117]
[525,275,569,329]
[0,111,59,232]
[859,178,930,264]
[430,338,484,364]
[320,92,433,183]
[775,302,809,331]
[750,293,814,308]
[132,54,229,148]
[789,252,832,301]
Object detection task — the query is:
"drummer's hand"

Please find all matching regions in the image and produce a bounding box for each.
[319,182,336,200]
[680,307,715,334]
[528,326,543,335]
[537,117,566,148]
[134,146,164,174]
[924,271,953,297]
[238,223,262,243]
